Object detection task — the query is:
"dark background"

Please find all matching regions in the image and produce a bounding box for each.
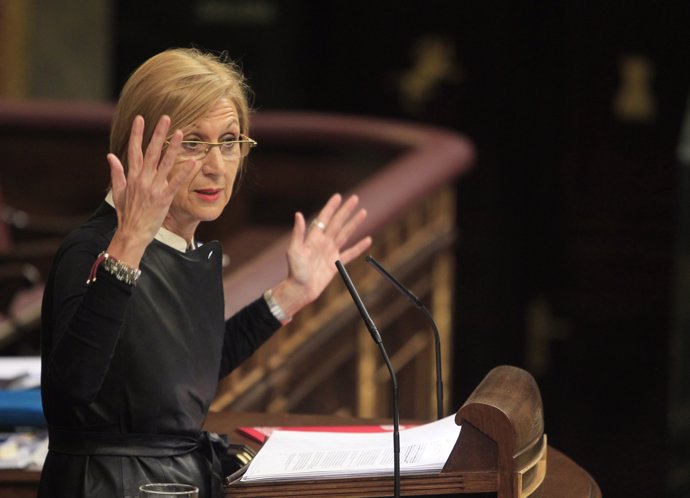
[113,1,690,496]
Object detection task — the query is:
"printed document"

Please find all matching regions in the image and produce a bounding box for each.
[241,414,461,482]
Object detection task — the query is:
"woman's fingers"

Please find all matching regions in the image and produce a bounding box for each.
[127,114,175,181]
[143,115,172,177]
[339,236,373,265]
[107,153,126,191]
[312,193,343,228]
[155,128,183,186]
[309,194,366,250]
[291,212,307,248]
[122,115,189,200]
[324,194,359,238]
[107,153,127,208]
[334,207,367,248]
[300,193,371,262]
[126,116,145,177]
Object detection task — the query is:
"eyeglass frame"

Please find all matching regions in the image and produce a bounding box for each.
[164,134,258,160]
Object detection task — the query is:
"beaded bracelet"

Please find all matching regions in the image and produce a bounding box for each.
[87,251,141,286]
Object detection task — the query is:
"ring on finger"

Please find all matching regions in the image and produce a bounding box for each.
[311,219,326,231]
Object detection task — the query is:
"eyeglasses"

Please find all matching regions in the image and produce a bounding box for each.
[166,134,258,161]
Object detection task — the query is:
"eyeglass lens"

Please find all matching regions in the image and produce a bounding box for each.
[180,141,251,160]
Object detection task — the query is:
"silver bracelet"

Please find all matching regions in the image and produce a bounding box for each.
[263,288,292,324]
[88,251,141,286]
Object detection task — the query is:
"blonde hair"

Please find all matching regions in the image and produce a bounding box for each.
[110,48,252,168]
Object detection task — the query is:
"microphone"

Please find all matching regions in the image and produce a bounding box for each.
[366,255,444,420]
[335,260,400,498]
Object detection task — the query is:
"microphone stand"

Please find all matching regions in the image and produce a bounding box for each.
[366,255,444,420]
[336,260,400,498]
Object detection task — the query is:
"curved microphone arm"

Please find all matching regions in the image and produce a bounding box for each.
[366,255,444,420]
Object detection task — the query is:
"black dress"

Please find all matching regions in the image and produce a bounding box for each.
[38,203,280,498]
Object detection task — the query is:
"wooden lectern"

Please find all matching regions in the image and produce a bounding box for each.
[224,365,564,497]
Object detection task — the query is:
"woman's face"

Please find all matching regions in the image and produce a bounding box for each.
[163,98,242,241]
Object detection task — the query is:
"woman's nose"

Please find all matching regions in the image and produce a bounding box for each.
[201,146,226,174]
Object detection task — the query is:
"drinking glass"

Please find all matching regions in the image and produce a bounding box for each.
[138,483,199,497]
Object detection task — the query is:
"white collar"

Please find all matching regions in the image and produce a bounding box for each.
[105,191,194,252]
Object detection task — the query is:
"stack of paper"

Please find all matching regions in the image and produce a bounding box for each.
[241,414,461,483]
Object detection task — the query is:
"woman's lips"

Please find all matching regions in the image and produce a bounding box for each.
[194,188,223,201]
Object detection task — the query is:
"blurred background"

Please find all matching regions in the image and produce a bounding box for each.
[2,1,690,497]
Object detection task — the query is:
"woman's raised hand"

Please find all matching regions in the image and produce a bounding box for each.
[105,115,195,267]
[271,193,372,318]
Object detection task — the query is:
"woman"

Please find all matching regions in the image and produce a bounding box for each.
[38,48,371,497]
